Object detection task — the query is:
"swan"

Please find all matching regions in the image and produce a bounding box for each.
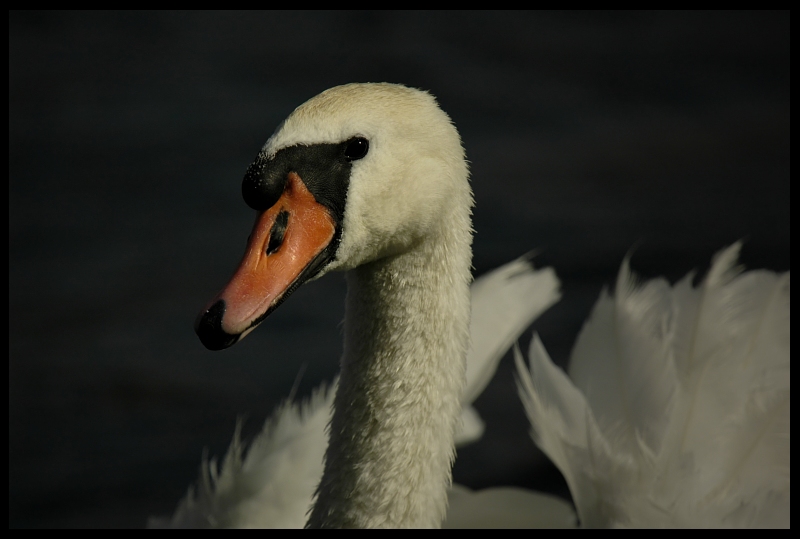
[161,82,575,528]
[517,242,790,528]
[155,82,789,528]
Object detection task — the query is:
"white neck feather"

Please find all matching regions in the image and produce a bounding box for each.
[307,205,473,528]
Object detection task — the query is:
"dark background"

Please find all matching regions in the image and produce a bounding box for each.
[9,11,789,528]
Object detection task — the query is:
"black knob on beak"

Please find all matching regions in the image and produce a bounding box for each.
[242,154,288,211]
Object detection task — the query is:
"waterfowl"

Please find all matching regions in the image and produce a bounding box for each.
[158,83,789,528]
[182,82,573,528]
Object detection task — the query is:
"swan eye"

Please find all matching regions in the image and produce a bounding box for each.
[344,137,369,161]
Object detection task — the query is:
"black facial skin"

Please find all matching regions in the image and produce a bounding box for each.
[195,137,368,351]
[242,137,368,220]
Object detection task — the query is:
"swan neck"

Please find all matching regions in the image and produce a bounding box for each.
[308,219,472,528]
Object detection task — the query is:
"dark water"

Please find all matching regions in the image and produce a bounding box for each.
[10,11,789,527]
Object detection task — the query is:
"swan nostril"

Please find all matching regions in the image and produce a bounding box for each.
[266,210,290,256]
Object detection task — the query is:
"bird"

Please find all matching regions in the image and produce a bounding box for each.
[516,242,790,528]
[155,82,789,528]
[153,82,576,528]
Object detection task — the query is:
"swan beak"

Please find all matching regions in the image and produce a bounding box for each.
[195,172,337,350]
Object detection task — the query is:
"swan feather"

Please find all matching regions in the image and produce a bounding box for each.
[517,243,790,528]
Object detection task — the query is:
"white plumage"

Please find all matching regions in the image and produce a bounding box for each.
[156,82,789,528]
[517,242,790,528]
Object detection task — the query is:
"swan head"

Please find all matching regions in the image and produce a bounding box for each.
[195,83,471,350]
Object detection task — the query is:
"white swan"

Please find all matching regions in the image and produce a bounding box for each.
[157,82,575,528]
[156,83,789,528]
[517,242,790,528]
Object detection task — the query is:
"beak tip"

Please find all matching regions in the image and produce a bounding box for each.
[195,299,240,351]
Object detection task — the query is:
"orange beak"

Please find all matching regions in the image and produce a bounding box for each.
[195,172,337,350]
